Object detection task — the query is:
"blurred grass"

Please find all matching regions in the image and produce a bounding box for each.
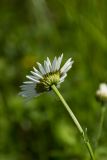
[0,0,107,159]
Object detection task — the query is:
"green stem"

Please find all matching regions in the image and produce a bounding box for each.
[51,85,95,160]
[95,106,106,147]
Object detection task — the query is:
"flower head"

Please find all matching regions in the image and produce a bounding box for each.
[19,54,74,100]
[96,83,107,104]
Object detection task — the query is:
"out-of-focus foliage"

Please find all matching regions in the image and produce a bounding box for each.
[0,0,107,159]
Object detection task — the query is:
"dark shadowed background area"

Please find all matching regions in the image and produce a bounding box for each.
[0,0,107,160]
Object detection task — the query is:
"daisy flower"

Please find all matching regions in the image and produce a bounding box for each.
[96,83,107,103]
[19,55,95,160]
[19,54,74,100]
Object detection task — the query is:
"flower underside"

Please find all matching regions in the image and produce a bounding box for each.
[19,54,74,100]
[36,71,60,93]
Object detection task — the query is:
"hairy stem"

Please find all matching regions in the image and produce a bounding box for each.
[51,85,95,160]
[95,106,106,148]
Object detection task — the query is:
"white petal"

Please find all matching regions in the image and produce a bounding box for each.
[37,62,46,75]
[46,57,51,68]
[44,60,50,73]
[62,65,72,74]
[61,58,71,71]
[28,75,40,80]
[19,91,37,98]
[33,67,42,76]
[51,57,57,72]
[55,58,59,71]
[58,78,65,85]
[61,62,71,73]
[20,84,32,88]
[19,82,38,100]
[23,81,34,84]
[61,59,73,73]
[60,73,67,82]
[57,54,63,70]
[20,84,35,89]
[26,75,40,83]
[31,71,43,79]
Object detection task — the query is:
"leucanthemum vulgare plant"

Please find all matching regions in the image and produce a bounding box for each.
[19,54,95,160]
[95,83,107,149]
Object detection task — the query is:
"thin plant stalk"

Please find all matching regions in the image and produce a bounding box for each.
[51,84,95,160]
[95,106,106,147]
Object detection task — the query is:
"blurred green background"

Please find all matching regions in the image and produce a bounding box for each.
[0,0,107,159]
